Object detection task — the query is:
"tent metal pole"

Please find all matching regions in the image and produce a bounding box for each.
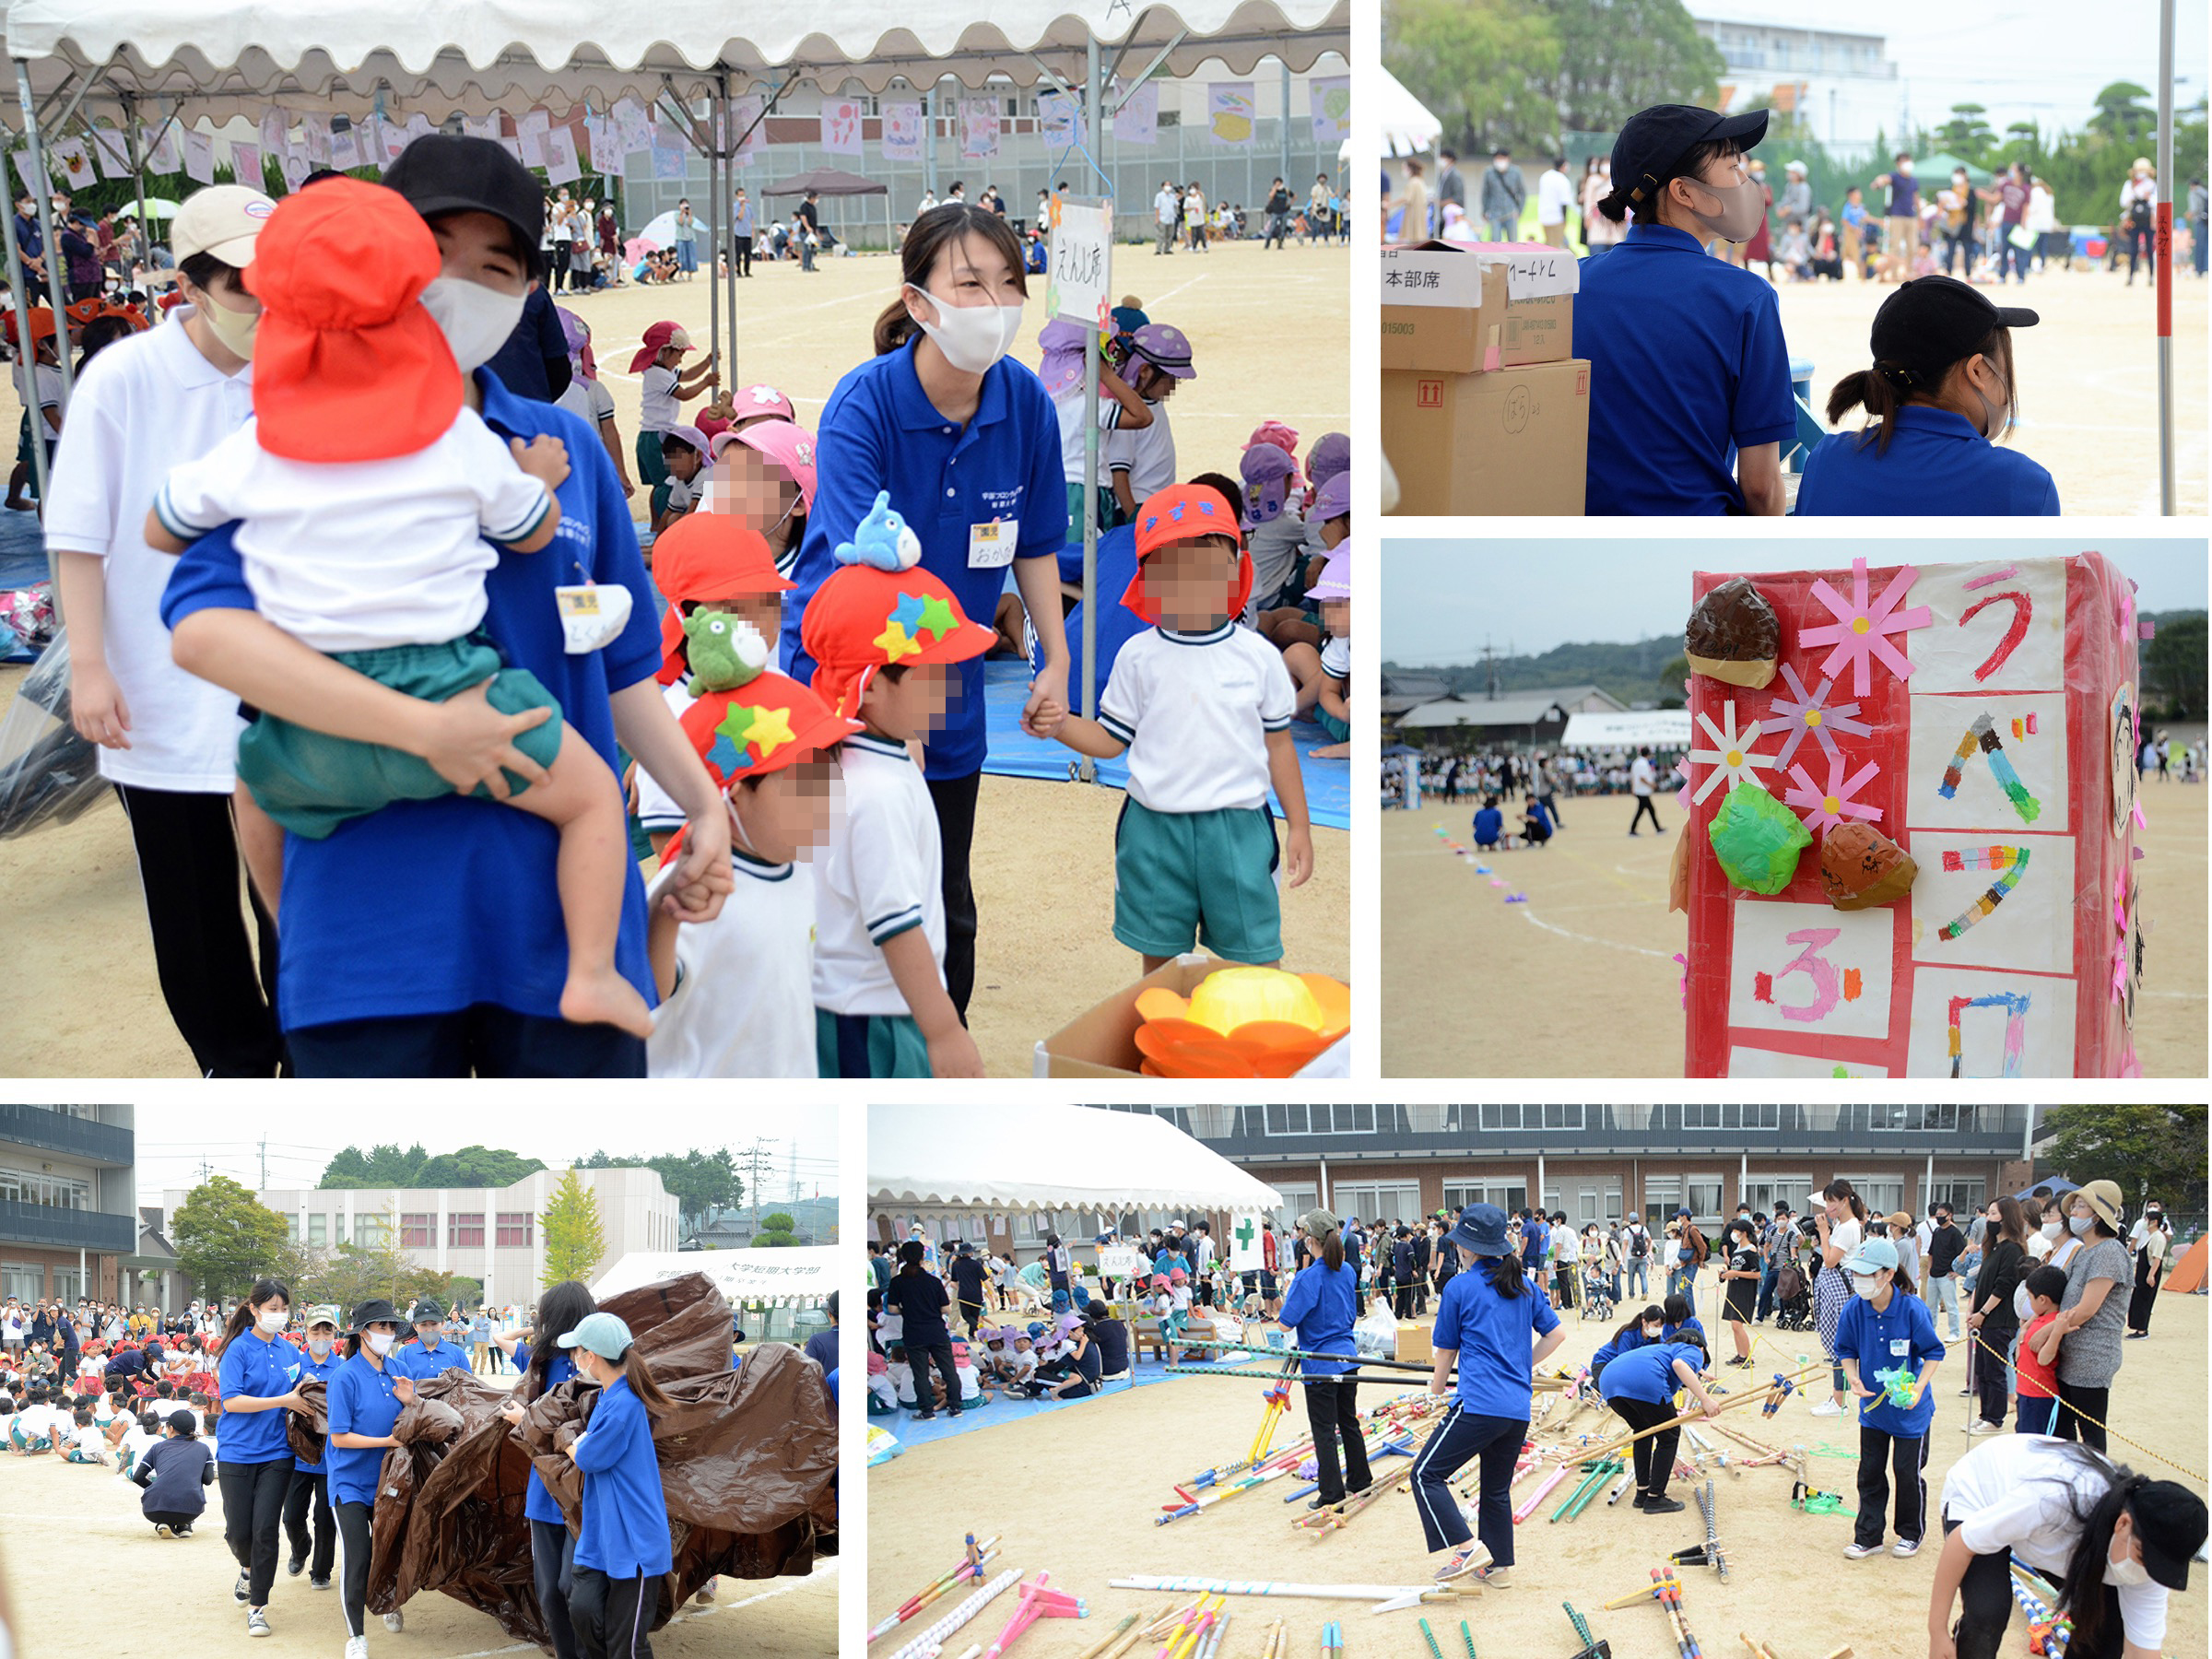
[18,60,75,406]
[2156,0,2174,515]
[1079,32,1101,758]
[704,100,720,387]
[1279,61,1291,209]
[924,79,937,198]
[1110,33,1188,116]
[125,93,149,286]
[0,112,50,518]
[722,73,735,379]
[44,68,98,141]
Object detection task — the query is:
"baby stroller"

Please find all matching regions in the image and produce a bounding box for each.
[1773,1261,1813,1333]
[1580,1259,1617,1323]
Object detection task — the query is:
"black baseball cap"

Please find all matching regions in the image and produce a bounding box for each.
[349,1299,400,1331]
[2131,1479,2207,1592]
[1609,103,1771,216]
[1870,275,2037,391]
[381,134,544,273]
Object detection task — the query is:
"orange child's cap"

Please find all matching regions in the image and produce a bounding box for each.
[1122,482,1253,625]
[800,563,996,723]
[652,514,795,682]
[673,666,863,796]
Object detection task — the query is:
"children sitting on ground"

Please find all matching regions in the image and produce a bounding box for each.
[650,425,710,532]
[1042,482,1313,971]
[145,178,652,1040]
[1472,796,1504,850]
[60,1405,105,1464]
[865,1347,896,1412]
[1291,544,1349,759]
[2012,1265,2067,1436]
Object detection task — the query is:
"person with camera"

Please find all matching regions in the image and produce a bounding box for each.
[1807,1180,1867,1418]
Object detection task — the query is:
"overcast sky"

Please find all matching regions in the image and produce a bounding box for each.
[1382,540,2207,664]
[134,1103,841,1210]
[1688,0,2206,133]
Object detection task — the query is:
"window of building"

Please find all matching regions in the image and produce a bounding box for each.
[1269,1185,1318,1230]
[307,1214,327,1246]
[354,1214,388,1247]
[1332,1182,1420,1226]
[333,1214,347,1245]
[1,1264,41,1301]
[1571,1181,1624,1227]
[50,1268,80,1302]
[1642,1176,1682,1229]
[284,1213,300,1241]
[1443,1177,1528,1216]
[1928,1180,1986,1216]
[448,1213,485,1248]
[1741,1175,1811,1218]
[0,1167,91,1207]
[1260,1102,1405,1134]
[1840,1175,1905,1218]
[1672,1103,1780,1130]
[1687,1176,1725,1228]
[400,1213,432,1248]
[496,1212,533,1247]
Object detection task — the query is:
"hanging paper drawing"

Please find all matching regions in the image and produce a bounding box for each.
[1934,847,2029,938]
[1936,712,2041,823]
[1910,557,2068,694]
[1727,901,1892,1041]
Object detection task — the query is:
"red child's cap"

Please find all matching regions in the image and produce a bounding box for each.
[1121,483,1253,626]
[801,563,996,724]
[656,667,863,867]
[650,514,795,684]
[241,178,460,463]
[629,320,693,373]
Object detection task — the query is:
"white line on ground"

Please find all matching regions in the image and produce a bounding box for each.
[1514,905,1677,961]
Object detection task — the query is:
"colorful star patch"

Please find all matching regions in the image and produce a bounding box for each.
[915,593,959,641]
[743,703,796,761]
[889,592,927,635]
[875,619,922,662]
[715,701,764,765]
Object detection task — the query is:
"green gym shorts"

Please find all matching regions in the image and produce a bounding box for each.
[1113,797,1282,964]
[817,1008,930,1077]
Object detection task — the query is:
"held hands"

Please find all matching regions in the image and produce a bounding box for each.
[70,660,132,748]
[1021,662,1069,738]
[511,434,572,491]
[660,803,735,924]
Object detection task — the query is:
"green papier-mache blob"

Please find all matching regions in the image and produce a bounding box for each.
[1710,782,1812,894]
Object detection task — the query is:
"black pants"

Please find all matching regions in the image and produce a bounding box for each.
[572,1566,659,1659]
[1853,1424,1928,1547]
[1300,1376,1371,1504]
[1409,1405,1524,1562]
[113,782,282,1077]
[2124,219,2153,281]
[925,771,980,1018]
[912,1337,960,1418]
[147,1508,200,1532]
[1944,1517,2126,1659]
[734,234,753,276]
[1609,1394,1680,1499]
[1973,1320,2015,1425]
[1628,795,1663,834]
[531,1516,582,1659]
[281,1467,335,1581]
[959,1300,983,1336]
[218,1456,291,1606]
[2051,1381,2109,1452]
[550,261,570,292]
[1392,1281,1415,1319]
[2126,1251,2162,1331]
[286,1004,646,1077]
[335,1500,373,1639]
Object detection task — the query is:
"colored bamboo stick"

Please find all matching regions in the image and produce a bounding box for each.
[1459,1619,1477,1659]
[1111,1577,1441,1604]
[871,1537,1003,1640]
[981,1572,1086,1659]
[885,1571,1021,1659]
[1579,1365,1826,1464]
[1512,1464,1569,1522]
[1177,1336,1444,1373]
[1073,1615,1138,1659]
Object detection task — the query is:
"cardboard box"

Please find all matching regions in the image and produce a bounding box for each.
[1382,357,1590,516]
[1380,240,1578,373]
[1394,1321,1435,1366]
[1033,953,1349,1078]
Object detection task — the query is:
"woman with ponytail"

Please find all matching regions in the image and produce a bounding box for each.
[213,1277,303,1640]
[1277,1209,1371,1514]
[1810,1179,1868,1418]
[495,1281,600,1659]
[1798,273,2057,514]
[1931,1437,2205,1659]
[555,1311,677,1659]
[1409,1205,1566,1585]
[326,1299,411,1657]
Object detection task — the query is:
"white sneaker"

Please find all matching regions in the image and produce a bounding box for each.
[1966,1419,2005,1436]
[247,1608,272,1638]
[1809,1400,1843,1418]
[345,1638,369,1659]
[382,1614,405,1633]
[1842,1541,1881,1559]
[1893,1538,1921,1558]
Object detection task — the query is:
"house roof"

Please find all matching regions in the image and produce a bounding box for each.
[1397,694,1574,730]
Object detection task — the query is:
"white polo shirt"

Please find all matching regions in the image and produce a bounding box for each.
[812,733,945,1017]
[1320,635,1348,681]
[640,364,680,432]
[41,316,253,791]
[1538,168,1575,226]
[1054,383,1127,487]
[647,851,818,1077]
[155,408,551,653]
[1105,398,1177,501]
[1097,621,1296,814]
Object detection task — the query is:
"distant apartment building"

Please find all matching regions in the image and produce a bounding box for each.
[0,1103,138,1304]
[1688,10,1903,151]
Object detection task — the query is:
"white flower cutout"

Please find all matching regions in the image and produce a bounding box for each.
[1688,699,1776,805]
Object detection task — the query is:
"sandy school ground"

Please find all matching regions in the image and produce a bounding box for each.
[0,231,1349,1077]
[866,1294,2208,1659]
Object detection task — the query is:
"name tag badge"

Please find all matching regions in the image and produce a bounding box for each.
[1889,1337,1912,1357]
[557,582,633,654]
[968,518,1014,571]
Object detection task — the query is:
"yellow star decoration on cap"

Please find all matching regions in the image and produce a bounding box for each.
[875,619,923,663]
[744,703,796,760]
[915,593,960,642]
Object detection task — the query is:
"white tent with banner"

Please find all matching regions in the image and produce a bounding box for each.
[592,1243,839,1304]
[1559,709,1693,751]
[0,0,1352,700]
[1376,64,1439,159]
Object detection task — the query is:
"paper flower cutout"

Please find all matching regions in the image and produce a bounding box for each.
[1688,700,1775,804]
[1784,753,1883,833]
[1767,663,1872,770]
[1799,557,1932,697]
[1132,967,1351,1079]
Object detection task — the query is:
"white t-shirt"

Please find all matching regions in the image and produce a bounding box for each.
[41,317,253,791]
[1055,384,1127,486]
[555,375,615,430]
[1630,756,1656,796]
[888,1360,916,1404]
[1537,168,1575,226]
[1105,399,1176,502]
[1244,512,1311,618]
[2026,1230,2054,1262]
[1942,1435,2169,1647]
[647,850,818,1078]
[1099,623,1296,814]
[1319,636,1348,681]
[155,409,551,653]
[662,475,698,517]
[640,364,680,431]
[16,359,60,425]
[1155,188,1179,227]
[1555,1229,1581,1265]
[812,734,946,1018]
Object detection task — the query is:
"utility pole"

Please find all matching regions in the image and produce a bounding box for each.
[741,1138,772,1235]
[1482,636,1499,701]
[258,1136,267,1191]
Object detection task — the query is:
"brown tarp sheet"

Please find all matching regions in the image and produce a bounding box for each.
[288,1274,836,1648]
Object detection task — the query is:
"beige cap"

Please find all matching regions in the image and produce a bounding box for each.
[171,183,276,267]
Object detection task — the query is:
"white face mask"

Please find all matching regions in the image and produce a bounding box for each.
[419,276,527,373]
[256,1309,288,1335]
[2106,1539,2150,1587]
[365,1331,395,1357]
[307,1337,333,1359]
[904,282,1024,376]
[2041,1220,2062,1240]
[1493,159,1509,172]
[1850,1273,1884,1300]
[1898,160,1915,177]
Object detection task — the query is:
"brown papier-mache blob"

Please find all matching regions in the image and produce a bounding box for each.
[1819,820,1918,910]
[1685,576,1781,689]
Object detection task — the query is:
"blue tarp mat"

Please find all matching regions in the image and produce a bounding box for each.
[977,658,1350,831]
[867,1351,1255,1452]
[0,511,47,662]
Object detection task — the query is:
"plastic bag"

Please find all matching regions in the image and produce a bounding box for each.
[1709,782,1811,895]
[0,627,110,839]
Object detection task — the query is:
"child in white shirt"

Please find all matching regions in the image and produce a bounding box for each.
[62,1407,107,1465]
[887,1352,918,1407]
[145,177,649,1039]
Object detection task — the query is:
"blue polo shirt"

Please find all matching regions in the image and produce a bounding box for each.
[1277,1259,1359,1377]
[389,1335,463,1383]
[1832,1288,1944,1438]
[1662,1315,1706,1345]
[1575,224,1797,514]
[1431,1260,1560,1418]
[292,1343,340,1476]
[1042,520,1145,712]
[159,369,662,1034]
[216,1330,303,1463]
[571,1375,673,1578]
[324,1351,403,1508]
[511,1343,581,1524]
[781,337,1068,781]
[1472,806,1502,844]
[1598,1340,1703,1406]
[1796,406,2059,516]
[1590,1324,1658,1371]
[1520,1219,1548,1271]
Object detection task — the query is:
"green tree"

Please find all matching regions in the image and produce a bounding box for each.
[577,1147,740,1228]
[541,1171,607,1288]
[318,1144,432,1188]
[2043,1104,2207,1220]
[2087,81,2156,148]
[171,1176,289,1301]
[1540,0,1724,136]
[1940,103,1996,161]
[2142,612,2206,721]
[1384,0,1561,157]
[413,1146,547,1188]
[760,1212,795,1233]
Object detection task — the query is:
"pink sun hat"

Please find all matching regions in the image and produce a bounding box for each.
[715,418,818,508]
[731,382,796,422]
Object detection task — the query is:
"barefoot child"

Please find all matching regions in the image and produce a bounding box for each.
[146,179,651,1038]
[1832,1236,1944,1559]
[1044,482,1313,969]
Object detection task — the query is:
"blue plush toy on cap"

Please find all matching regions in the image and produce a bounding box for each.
[837,489,923,571]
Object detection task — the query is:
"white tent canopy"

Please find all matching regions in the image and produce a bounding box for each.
[1377,64,1438,159]
[871,1105,1280,1214]
[592,1245,840,1305]
[1560,709,1693,751]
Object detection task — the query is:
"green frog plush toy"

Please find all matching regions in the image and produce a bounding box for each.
[682,612,770,698]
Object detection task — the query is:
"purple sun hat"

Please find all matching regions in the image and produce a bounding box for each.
[1313,470,1351,522]
[1305,543,1351,602]
[1307,431,1350,490]
[1036,316,1089,399]
[1128,322,1196,379]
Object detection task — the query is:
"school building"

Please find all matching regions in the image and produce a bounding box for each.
[0,1103,139,1306]
[158,1167,681,1311]
[1174,1102,2043,1234]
